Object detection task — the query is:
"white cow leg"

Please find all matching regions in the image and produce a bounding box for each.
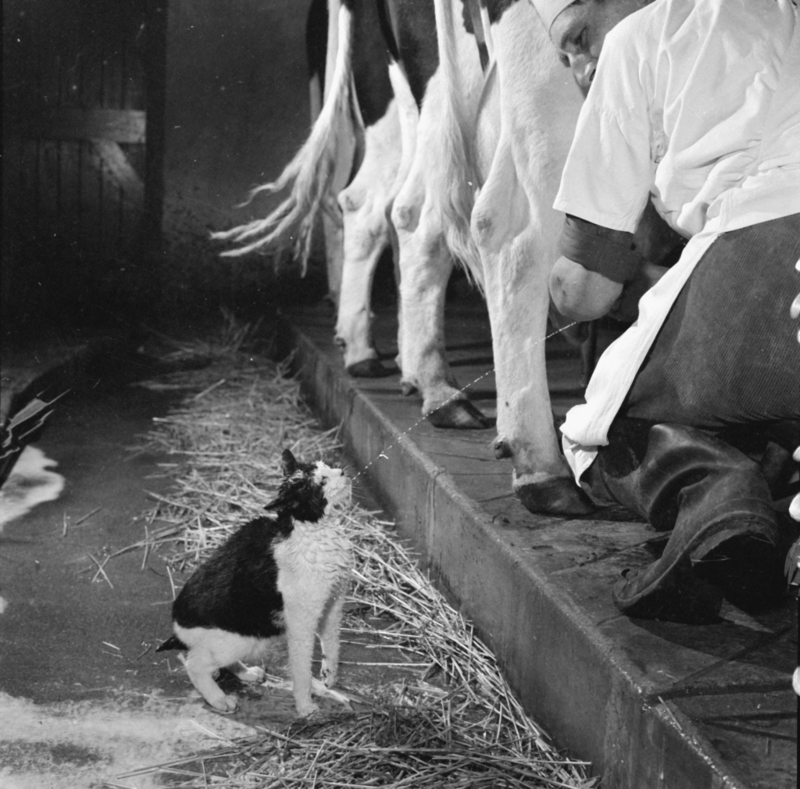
[393,201,490,429]
[385,62,420,388]
[335,192,391,377]
[487,239,593,515]
[334,105,400,378]
[474,144,593,515]
[467,1,592,515]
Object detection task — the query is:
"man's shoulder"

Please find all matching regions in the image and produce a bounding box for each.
[607,0,782,65]
[601,0,668,56]
[616,0,787,42]
[608,0,690,42]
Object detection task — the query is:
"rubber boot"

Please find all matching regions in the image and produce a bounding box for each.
[588,421,785,622]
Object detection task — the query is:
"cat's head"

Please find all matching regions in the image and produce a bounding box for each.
[264,448,350,521]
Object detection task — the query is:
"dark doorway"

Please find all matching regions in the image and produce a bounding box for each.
[2,0,167,330]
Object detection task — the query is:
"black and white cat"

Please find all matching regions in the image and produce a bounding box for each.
[157,448,352,716]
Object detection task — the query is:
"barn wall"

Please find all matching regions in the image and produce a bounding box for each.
[2,0,316,334]
[161,0,315,316]
[2,0,158,330]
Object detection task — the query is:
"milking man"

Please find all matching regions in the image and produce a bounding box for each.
[532,0,800,621]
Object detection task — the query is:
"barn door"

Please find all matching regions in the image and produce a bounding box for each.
[2,0,166,324]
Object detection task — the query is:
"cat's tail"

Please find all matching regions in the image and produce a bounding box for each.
[1,388,69,488]
[155,635,187,652]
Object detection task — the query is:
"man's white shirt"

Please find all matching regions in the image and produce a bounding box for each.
[555,0,800,481]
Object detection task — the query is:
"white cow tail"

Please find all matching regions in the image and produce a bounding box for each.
[212,2,358,273]
[432,0,483,288]
[387,61,419,195]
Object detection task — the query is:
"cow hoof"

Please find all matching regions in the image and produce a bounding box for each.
[516,478,596,516]
[426,399,492,430]
[346,358,392,378]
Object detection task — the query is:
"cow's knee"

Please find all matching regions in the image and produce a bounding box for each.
[339,187,364,214]
[549,256,622,322]
[472,210,494,251]
[391,200,419,233]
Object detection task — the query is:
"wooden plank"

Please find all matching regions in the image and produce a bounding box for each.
[91,141,145,207]
[19,109,146,143]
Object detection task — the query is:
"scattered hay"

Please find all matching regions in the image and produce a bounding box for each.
[142,308,267,368]
[120,330,596,788]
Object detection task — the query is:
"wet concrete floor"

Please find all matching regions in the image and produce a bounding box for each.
[0,336,413,788]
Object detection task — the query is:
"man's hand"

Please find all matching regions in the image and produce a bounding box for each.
[549,255,623,321]
[610,262,668,323]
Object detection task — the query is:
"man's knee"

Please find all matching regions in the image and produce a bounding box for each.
[549,256,623,321]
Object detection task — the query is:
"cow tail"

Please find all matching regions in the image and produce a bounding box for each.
[387,61,419,195]
[432,0,483,289]
[212,1,357,273]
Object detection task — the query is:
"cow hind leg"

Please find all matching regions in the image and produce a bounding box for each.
[336,188,392,378]
[334,105,402,378]
[392,196,490,430]
[473,145,593,515]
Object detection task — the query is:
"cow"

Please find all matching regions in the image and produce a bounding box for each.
[390,0,595,513]
[387,0,492,430]
[214,0,613,514]
[214,0,399,379]
[213,0,493,428]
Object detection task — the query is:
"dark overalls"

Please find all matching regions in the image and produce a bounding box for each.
[565,211,800,622]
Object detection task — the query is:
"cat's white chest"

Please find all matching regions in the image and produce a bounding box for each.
[274,520,352,599]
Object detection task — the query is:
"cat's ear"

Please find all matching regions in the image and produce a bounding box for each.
[264,491,288,511]
[281,448,298,477]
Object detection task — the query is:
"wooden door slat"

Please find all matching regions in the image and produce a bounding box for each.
[20,109,146,144]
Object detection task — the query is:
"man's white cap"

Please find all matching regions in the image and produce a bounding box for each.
[531,0,576,32]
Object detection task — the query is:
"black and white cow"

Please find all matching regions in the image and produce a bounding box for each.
[215,0,490,426]
[214,0,392,378]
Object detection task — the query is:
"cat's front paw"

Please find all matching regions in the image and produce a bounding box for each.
[320,665,337,688]
[208,693,239,713]
[296,699,320,717]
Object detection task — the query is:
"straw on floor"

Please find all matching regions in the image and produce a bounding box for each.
[117,324,596,788]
